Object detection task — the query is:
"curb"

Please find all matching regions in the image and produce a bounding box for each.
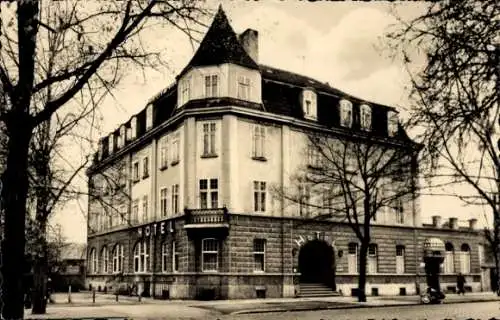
[229,298,500,315]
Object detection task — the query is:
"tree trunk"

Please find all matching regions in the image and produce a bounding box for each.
[1,124,33,320]
[357,241,369,302]
[31,254,48,314]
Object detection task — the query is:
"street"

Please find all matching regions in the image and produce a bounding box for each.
[223,302,500,320]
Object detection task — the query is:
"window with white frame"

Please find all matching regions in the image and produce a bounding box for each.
[142,157,149,178]
[119,165,127,187]
[367,244,378,274]
[252,125,266,158]
[161,242,168,273]
[395,199,404,224]
[172,241,179,272]
[142,195,148,222]
[253,181,266,213]
[339,99,353,128]
[202,122,217,156]
[179,77,190,106]
[396,245,405,274]
[302,90,317,120]
[199,179,218,209]
[171,133,180,164]
[237,76,251,100]
[253,239,266,272]
[146,104,153,130]
[112,244,124,273]
[299,183,311,216]
[387,111,398,137]
[132,199,139,223]
[171,184,179,214]
[204,75,219,97]
[90,248,97,274]
[132,161,139,182]
[101,246,109,273]
[308,145,322,168]
[322,191,333,215]
[159,137,168,169]
[444,242,455,274]
[360,104,372,131]
[347,243,358,274]
[160,187,168,217]
[133,240,150,273]
[202,238,218,272]
[119,205,127,226]
[459,243,471,274]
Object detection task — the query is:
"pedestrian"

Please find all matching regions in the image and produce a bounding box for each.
[456,272,466,295]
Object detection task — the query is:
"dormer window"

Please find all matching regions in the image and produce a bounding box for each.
[108,134,114,154]
[131,117,137,140]
[179,77,190,106]
[340,99,353,128]
[237,76,251,100]
[204,75,219,97]
[146,104,153,130]
[119,125,126,147]
[98,141,104,159]
[360,104,372,131]
[116,135,122,150]
[387,111,398,137]
[302,89,317,120]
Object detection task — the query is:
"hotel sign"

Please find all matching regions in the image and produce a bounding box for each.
[137,220,174,237]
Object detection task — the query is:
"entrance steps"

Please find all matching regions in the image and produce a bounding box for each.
[298,283,341,298]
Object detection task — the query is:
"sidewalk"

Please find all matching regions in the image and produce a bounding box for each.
[24,291,500,318]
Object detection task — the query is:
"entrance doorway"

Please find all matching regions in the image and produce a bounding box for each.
[298,240,335,288]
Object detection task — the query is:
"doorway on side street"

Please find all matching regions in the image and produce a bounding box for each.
[298,239,336,289]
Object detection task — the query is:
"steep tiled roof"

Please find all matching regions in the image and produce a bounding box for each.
[177,5,259,79]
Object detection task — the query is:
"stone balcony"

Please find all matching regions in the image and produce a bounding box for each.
[183,208,229,238]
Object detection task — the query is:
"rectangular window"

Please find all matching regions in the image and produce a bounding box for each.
[119,166,127,187]
[252,125,266,158]
[299,183,311,216]
[132,162,139,182]
[142,157,149,178]
[367,244,378,274]
[202,238,218,272]
[204,75,218,97]
[159,137,168,169]
[142,195,148,222]
[253,181,266,213]
[171,133,180,164]
[253,239,266,272]
[179,77,190,106]
[348,243,358,274]
[308,145,322,168]
[237,76,251,100]
[160,188,168,217]
[172,184,179,214]
[202,122,217,156]
[396,246,405,274]
[199,179,218,209]
[161,242,168,273]
[172,241,179,272]
[395,199,404,224]
[340,100,353,128]
[132,199,139,223]
[119,205,127,225]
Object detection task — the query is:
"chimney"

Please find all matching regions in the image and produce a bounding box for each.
[432,215,442,228]
[469,218,478,230]
[239,29,259,63]
[449,217,458,230]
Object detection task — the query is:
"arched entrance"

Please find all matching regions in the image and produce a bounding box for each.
[298,240,335,288]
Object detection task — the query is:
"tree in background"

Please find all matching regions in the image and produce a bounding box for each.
[274,132,420,302]
[0,1,209,318]
[388,0,499,287]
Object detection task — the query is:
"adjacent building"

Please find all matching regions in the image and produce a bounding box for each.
[86,7,487,299]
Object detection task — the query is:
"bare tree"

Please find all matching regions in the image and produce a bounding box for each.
[0,0,209,317]
[274,132,420,302]
[387,0,499,286]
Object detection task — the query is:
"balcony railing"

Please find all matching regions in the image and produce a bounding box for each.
[184,207,229,226]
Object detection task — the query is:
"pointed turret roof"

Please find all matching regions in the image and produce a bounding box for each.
[177,6,259,78]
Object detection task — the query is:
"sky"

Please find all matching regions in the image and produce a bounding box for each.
[50,0,489,244]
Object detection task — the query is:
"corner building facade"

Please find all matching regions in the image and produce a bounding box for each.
[86,7,488,299]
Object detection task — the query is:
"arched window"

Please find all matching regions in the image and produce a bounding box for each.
[339,99,353,128]
[100,246,109,274]
[396,245,405,274]
[201,238,219,272]
[133,240,150,273]
[367,244,378,274]
[89,248,97,274]
[347,242,358,274]
[161,242,168,273]
[444,242,454,274]
[112,244,124,273]
[360,104,372,131]
[460,243,471,274]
